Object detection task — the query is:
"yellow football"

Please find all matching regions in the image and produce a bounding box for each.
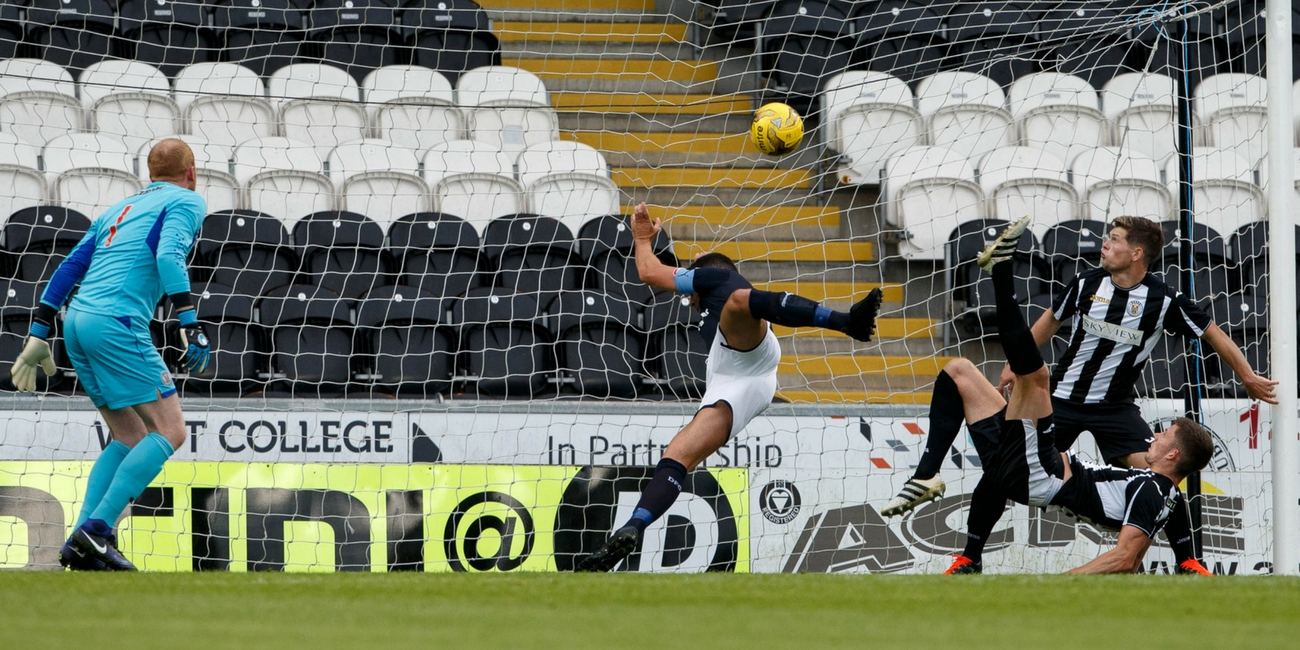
[749,102,804,156]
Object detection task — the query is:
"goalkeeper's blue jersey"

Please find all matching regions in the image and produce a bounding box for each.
[42,182,207,323]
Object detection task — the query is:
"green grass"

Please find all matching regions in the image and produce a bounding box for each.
[1,573,1298,649]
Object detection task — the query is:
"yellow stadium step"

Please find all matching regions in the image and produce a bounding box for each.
[553,92,750,114]
[757,281,904,304]
[672,240,874,262]
[496,21,687,43]
[773,318,938,340]
[659,205,841,228]
[572,131,749,153]
[614,167,810,189]
[779,355,956,376]
[776,390,933,405]
[506,58,716,82]
[480,0,653,11]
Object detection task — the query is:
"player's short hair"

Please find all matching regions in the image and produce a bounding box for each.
[1170,417,1214,477]
[148,138,196,182]
[1110,216,1163,268]
[689,252,738,272]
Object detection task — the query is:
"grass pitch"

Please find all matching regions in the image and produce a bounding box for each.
[1,573,1298,650]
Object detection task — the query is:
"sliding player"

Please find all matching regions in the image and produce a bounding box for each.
[9,139,210,571]
[897,217,1213,573]
[575,202,883,571]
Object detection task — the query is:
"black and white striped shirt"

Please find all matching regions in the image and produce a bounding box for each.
[1049,454,1180,537]
[1050,269,1211,404]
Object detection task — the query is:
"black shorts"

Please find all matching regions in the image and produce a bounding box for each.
[1050,398,1153,464]
[967,408,1066,507]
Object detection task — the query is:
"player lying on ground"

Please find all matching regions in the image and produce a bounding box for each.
[9,139,210,571]
[575,202,884,572]
[884,216,1214,574]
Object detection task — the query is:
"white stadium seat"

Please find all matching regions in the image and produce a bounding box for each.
[517,141,620,233]
[456,66,559,161]
[233,137,335,229]
[915,71,1015,164]
[1256,147,1300,222]
[0,59,83,148]
[327,139,430,231]
[821,70,922,185]
[423,139,524,235]
[1164,147,1265,233]
[0,132,47,220]
[270,64,369,158]
[79,61,179,153]
[1195,73,1268,168]
[882,145,985,260]
[136,136,240,214]
[175,63,276,149]
[43,133,143,217]
[979,146,1079,237]
[1009,72,1108,166]
[1071,147,1173,223]
[364,66,465,153]
[1103,72,1180,163]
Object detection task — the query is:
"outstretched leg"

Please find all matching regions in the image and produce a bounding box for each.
[745,287,883,343]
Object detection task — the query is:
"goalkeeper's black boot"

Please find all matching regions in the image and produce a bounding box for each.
[575,526,639,572]
[846,287,884,342]
[66,523,137,572]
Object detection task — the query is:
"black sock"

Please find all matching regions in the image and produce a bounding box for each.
[962,477,1007,564]
[1165,495,1198,566]
[992,262,1043,376]
[914,370,964,480]
[748,290,849,332]
[623,458,688,534]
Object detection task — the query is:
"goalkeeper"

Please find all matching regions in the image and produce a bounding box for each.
[9,139,210,571]
[576,202,883,571]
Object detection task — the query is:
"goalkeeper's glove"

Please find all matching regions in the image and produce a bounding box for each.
[174,309,211,374]
[1177,559,1213,576]
[10,320,57,392]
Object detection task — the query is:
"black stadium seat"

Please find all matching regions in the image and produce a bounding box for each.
[387,212,482,299]
[355,284,454,397]
[1158,220,1233,300]
[214,0,307,77]
[404,0,500,85]
[26,0,117,73]
[195,210,298,298]
[482,213,582,309]
[1229,221,1300,299]
[0,2,24,60]
[0,278,67,392]
[1205,292,1268,398]
[699,0,778,42]
[2,206,92,284]
[171,283,263,396]
[644,296,707,399]
[259,284,354,396]
[308,0,406,84]
[1039,2,1137,90]
[454,287,554,398]
[576,214,675,306]
[759,0,854,112]
[117,0,218,79]
[1137,5,1222,93]
[850,0,946,85]
[1041,219,1106,288]
[552,291,646,399]
[945,1,1040,89]
[293,211,390,300]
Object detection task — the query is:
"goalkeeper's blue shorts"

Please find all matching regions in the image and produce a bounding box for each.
[64,308,177,410]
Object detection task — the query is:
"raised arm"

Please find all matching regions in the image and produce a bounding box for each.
[1066,525,1153,574]
[631,202,677,292]
[1201,322,1278,404]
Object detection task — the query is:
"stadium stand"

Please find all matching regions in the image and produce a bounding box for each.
[849,0,945,85]
[1195,73,1269,169]
[26,0,117,74]
[424,139,523,235]
[1164,147,1264,235]
[576,214,675,307]
[174,62,276,150]
[915,71,1015,165]
[516,141,620,234]
[758,0,853,112]
[457,65,559,161]
[453,287,553,399]
[386,212,482,300]
[355,284,454,397]
[1102,72,1180,163]
[117,0,216,79]
[881,145,983,261]
[258,283,354,396]
[1008,72,1108,167]
[2,206,91,284]
[213,0,307,77]
[821,70,921,185]
[269,63,368,158]
[307,0,405,84]
[79,60,179,154]
[194,209,298,299]
[292,210,389,300]
[42,133,143,218]
[552,290,645,399]
[232,136,334,230]
[1070,147,1173,224]
[977,145,1078,238]
[0,58,83,149]
[0,133,47,221]
[944,1,1038,90]
[363,66,464,154]
[403,0,501,85]
[326,139,430,231]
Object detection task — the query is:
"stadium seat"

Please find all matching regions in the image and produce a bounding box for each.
[576,214,675,306]
[1008,72,1108,166]
[699,0,778,42]
[326,139,430,231]
[1229,220,1300,303]
[848,0,946,85]
[136,136,241,214]
[213,0,307,77]
[25,0,116,74]
[644,295,707,399]
[175,63,277,150]
[1102,72,1180,163]
[292,210,390,300]
[355,284,455,397]
[1225,1,1267,79]
[42,133,144,218]
[1041,219,1105,287]
[1136,333,1189,399]
[1204,291,1268,398]
[820,70,921,185]
[1070,147,1173,223]
[232,137,335,230]
[0,133,48,222]
[946,218,1048,336]
[386,212,482,299]
[363,66,464,153]
[456,66,560,161]
[481,213,582,309]
[423,140,524,235]
[453,287,554,399]
[1163,147,1264,235]
[194,210,298,298]
[307,0,405,84]
[403,0,501,85]
[1159,220,1234,301]
[79,61,180,154]
[258,284,354,396]
[0,59,84,148]
[0,3,22,60]
[1195,73,1269,169]
[516,141,620,234]
[881,146,985,261]
[1038,2,1137,90]
[978,146,1079,238]
[172,283,264,396]
[1136,7,1222,100]
[269,63,368,158]
[944,1,1040,90]
[2,206,92,284]
[0,278,67,391]
[117,0,217,79]
[915,71,1015,164]
[551,291,646,399]
[757,0,854,112]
